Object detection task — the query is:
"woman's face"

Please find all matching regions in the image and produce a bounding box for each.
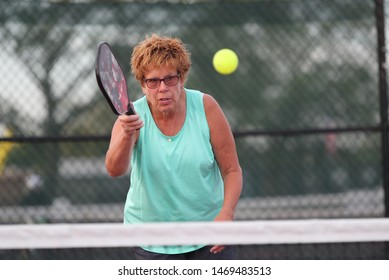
[142,65,184,116]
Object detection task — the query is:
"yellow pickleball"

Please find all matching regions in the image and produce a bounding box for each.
[212,49,239,75]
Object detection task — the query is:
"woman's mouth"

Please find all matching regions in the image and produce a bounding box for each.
[159,98,172,106]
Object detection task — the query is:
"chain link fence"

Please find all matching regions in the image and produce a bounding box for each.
[0,0,388,223]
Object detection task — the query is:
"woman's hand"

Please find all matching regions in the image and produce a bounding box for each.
[210,209,234,254]
[118,113,144,137]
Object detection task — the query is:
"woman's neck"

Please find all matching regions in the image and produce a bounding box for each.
[152,92,186,136]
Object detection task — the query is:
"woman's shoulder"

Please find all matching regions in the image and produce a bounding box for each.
[133,95,147,106]
[133,95,147,113]
[185,88,203,98]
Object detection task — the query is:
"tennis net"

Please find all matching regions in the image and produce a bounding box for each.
[0,218,388,260]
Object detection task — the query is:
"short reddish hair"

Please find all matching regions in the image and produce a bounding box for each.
[130,34,191,84]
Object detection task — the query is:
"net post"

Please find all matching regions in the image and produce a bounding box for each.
[375,0,389,259]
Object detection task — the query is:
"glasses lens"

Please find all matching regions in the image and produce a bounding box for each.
[146,79,160,89]
[164,76,179,86]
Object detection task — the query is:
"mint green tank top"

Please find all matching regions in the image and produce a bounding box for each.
[123,89,224,254]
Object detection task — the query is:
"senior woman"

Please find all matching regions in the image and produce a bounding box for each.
[105,34,242,260]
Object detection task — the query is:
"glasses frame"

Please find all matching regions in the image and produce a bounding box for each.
[143,74,181,89]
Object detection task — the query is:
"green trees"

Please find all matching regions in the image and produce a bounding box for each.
[0,0,381,206]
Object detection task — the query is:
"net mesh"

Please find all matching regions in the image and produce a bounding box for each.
[0,219,388,260]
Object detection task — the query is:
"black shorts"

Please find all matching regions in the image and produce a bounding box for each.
[132,245,235,260]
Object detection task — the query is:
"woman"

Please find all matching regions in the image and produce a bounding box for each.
[105,34,242,260]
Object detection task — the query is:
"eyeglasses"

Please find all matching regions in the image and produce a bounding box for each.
[143,74,180,89]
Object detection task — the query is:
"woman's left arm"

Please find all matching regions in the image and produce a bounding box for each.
[204,94,243,222]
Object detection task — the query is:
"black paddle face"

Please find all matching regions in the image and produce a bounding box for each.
[96,42,134,115]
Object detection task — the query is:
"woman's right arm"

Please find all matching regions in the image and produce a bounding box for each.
[105,114,143,177]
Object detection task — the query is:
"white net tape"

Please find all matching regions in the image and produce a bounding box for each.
[1,218,389,250]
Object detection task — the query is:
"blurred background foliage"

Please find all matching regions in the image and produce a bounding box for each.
[0,0,387,222]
